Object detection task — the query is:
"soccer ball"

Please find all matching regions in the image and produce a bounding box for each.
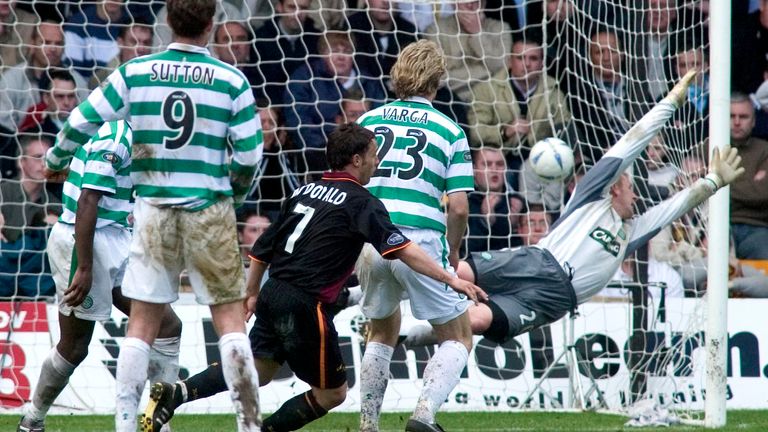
[529,137,574,181]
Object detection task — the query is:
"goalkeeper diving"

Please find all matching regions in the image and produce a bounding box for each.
[403,70,744,346]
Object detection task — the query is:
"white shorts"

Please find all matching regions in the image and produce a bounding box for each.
[47,222,129,321]
[358,229,470,324]
[122,197,245,305]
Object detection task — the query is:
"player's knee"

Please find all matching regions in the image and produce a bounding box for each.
[314,385,347,410]
[57,341,89,366]
[158,308,183,338]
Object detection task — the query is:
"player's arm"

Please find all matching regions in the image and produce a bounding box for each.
[446,191,469,270]
[46,68,130,174]
[390,243,487,304]
[64,188,102,307]
[626,144,744,255]
[244,258,268,321]
[228,80,262,205]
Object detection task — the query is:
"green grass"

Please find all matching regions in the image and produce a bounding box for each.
[3,411,768,431]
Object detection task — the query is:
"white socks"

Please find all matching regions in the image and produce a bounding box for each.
[24,348,76,421]
[219,332,261,432]
[148,336,181,384]
[412,340,468,424]
[115,337,150,432]
[360,342,394,432]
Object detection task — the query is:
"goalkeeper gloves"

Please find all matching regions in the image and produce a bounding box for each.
[705,144,745,190]
[665,69,698,108]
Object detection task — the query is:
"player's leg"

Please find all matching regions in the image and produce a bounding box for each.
[117,200,184,431]
[262,384,347,432]
[18,313,94,431]
[357,244,404,432]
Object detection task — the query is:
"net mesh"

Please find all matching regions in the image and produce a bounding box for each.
[0,0,718,421]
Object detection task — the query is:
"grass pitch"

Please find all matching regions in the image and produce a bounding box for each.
[2,411,768,431]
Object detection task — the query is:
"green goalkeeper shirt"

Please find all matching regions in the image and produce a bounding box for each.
[47,43,263,211]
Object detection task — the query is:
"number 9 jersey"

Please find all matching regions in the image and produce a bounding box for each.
[47,42,263,211]
[357,96,474,234]
[249,171,411,304]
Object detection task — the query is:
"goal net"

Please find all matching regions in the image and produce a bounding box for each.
[0,0,737,426]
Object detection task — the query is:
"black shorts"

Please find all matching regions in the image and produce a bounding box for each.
[249,278,346,389]
[467,247,577,343]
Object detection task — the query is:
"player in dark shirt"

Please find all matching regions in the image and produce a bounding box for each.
[142,123,485,432]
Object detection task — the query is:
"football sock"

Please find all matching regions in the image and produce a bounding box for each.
[25,348,76,420]
[359,342,394,431]
[219,332,261,432]
[179,361,227,404]
[412,340,468,424]
[262,390,328,432]
[148,336,181,384]
[115,337,150,432]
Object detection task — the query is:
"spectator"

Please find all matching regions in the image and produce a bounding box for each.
[0,0,36,69]
[18,69,78,137]
[89,18,153,89]
[284,32,386,177]
[0,135,60,297]
[465,148,525,253]
[212,21,258,86]
[0,21,89,135]
[468,35,570,154]
[236,209,271,265]
[244,101,300,219]
[64,0,129,81]
[671,43,709,147]
[542,0,575,79]
[484,0,543,35]
[424,0,512,102]
[729,92,768,259]
[731,0,768,93]
[517,203,552,246]
[644,135,679,202]
[252,0,320,104]
[567,29,634,162]
[345,0,417,84]
[335,87,370,124]
[630,0,680,103]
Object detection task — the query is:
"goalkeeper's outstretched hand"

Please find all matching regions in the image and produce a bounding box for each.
[706,144,745,189]
[665,69,698,107]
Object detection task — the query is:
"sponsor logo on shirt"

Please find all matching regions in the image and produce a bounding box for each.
[589,227,621,257]
[463,150,472,162]
[387,233,405,246]
[102,152,121,166]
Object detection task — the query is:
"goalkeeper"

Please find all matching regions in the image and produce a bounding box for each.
[17,121,182,432]
[409,70,744,346]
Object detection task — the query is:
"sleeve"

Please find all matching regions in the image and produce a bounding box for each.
[80,122,131,195]
[353,196,411,258]
[445,134,474,193]
[625,179,715,256]
[46,67,130,171]
[228,78,262,204]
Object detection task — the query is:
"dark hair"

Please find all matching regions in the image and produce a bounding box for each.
[166,0,216,39]
[236,208,270,232]
[41,69,76,92]
[17,133,53,154]
[326,123,375,170]
[119,17,154,39]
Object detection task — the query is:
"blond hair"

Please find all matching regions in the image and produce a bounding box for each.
[391,40,446,100]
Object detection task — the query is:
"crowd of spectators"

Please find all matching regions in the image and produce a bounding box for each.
[1,0,767,300]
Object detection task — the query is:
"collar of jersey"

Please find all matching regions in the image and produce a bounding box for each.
[323,171,361,185]
[167,42,211,56]
[400,96,433,107]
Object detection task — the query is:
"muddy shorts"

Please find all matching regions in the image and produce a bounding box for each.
[122,197,245,305]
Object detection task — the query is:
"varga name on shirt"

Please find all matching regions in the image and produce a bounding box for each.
[291,183,348,205]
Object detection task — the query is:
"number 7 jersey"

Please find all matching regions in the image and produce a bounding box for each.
[47,43,263,211]
[357,97,474,234]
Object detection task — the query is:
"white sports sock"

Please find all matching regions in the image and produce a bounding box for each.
[360,342,394,432]
[412,340,468,424]
[219,332,261,432]
[148,336,181,384]
[403,324,439,348]
[25,349,76,420]
[115,337,150,432]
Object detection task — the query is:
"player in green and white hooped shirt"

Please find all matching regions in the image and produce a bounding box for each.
[17,121,182,432]
[43,1,262,431]
[356,40,475,432]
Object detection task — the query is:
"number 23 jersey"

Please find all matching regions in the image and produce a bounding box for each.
[249,171,411,304]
